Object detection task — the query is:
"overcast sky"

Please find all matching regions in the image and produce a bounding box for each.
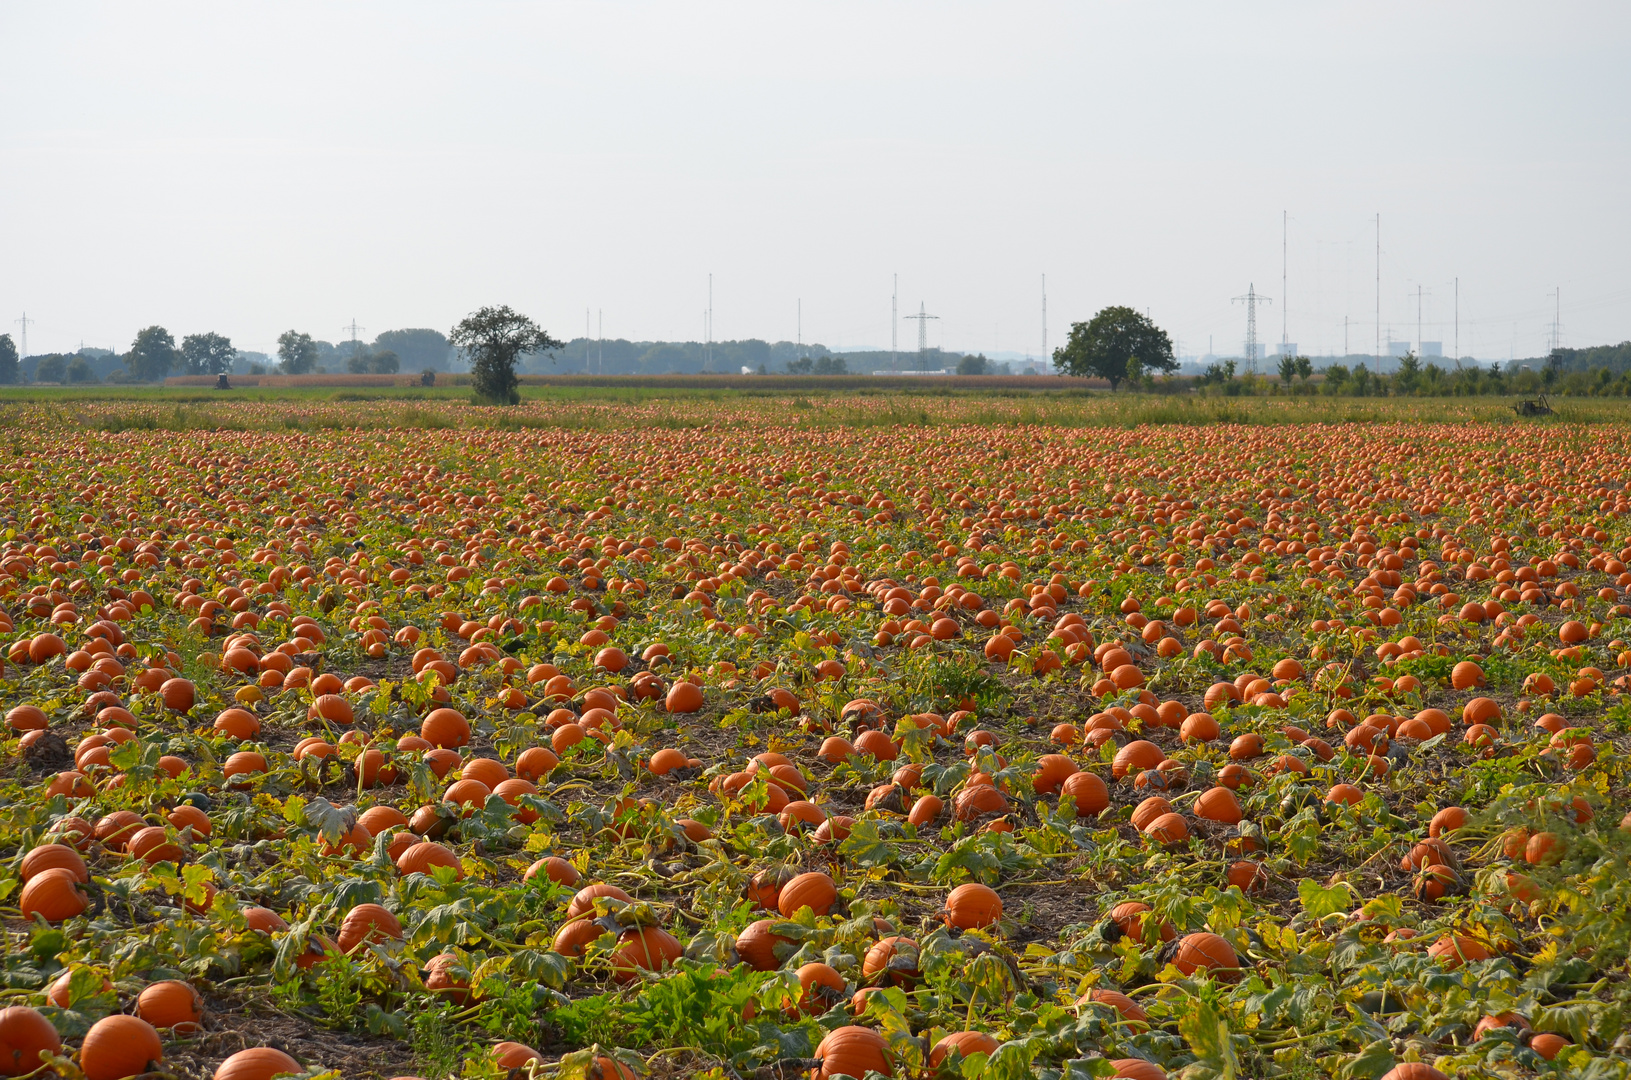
[3,2,1628,362]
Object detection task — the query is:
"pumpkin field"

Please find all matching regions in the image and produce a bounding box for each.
[5,392,1631,1080]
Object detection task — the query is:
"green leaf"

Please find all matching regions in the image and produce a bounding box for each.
[1177,996,1237,1080]
[839,816,899,869]
[302,796,355,842]
[1298,879,1355,919]
[1333,1039,1393,1080]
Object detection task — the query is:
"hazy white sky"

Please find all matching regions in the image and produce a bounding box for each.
[3,2,1629,361]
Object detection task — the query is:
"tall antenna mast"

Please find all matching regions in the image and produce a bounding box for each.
[586,308,591,371]
[1375,213,1381,376]
[1037,275,1050,363]
[797,299,802,357]
[14,313,33,359]
[597,310,603,375]
[1231,285,1272,372]
[1344,316,1349,358]
[903,302,938,369]
[1454,278,1459,368]
[891,275,898,370]
[707,273,713,370]
[1281,211,1288,356]
[1417,285,1422,357]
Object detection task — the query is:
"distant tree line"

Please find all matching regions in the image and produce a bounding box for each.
[0,326,458,384]
[539,338,1007,376]
[1185,348,1631,398]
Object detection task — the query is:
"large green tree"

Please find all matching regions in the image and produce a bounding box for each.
[35,354,67,383]
[373,329,451,371]
[1051,305,1175,390]
[346,348,400,374]
[125,326,178,382]
[0,334,17,384]
[180,331,236,376]
[450,306,561,405]
[277,331,319,375]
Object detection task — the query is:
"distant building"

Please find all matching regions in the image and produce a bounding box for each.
[874,368,953,376]
[1421,341,1443,357]
[1275,343,1299,358]
[1388,341,1412,358]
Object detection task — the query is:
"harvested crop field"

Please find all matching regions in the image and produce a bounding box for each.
[3,396,1631,1080]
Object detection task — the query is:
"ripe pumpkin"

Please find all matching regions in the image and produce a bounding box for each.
[944,882,1003,929]
[1427,933,1491,969]
[1084,988,1148,1026]
[778,871,838,917]
[1060,770,1109,816]
[1111,739,1163,779]
[794,962,847,1016]
[420,707,470,749]
[19,867,88,922]
[337,903,403,953]
[953,783,1008,821]
[423,952,471,1004]
[1130,796,1172,832]
[492,1041,543,1068]
[611,926,683,982]
[861,935,920,986]
[1378,1066,1449,1080]
[395,841,462,878]
[814,1026,892,1080]
[5,705,48,732]
[79,1014,163,1080]
[1107,901,1174,943]
[20,843,87,884]
[664,681,704,713]
[0,1006,61,1076]
[524,856,581,887]
[1172,932,1239,977]
[553,917,609,959]
[1529,1033,1569,1060]
[1111,1061,1169,1080]
[213,1047,303,1080]
[929,1030,999,1067]
[567,883,632,919]
[735,919,791,971]
[135,980,204,1030]
[243,906,289,934]
[1194,786,1243,824]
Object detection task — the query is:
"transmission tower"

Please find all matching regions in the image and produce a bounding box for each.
[903,302,939,369]
[14,313,34,358]
[1231,286,1272,372]
[1549,287,1563,354]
